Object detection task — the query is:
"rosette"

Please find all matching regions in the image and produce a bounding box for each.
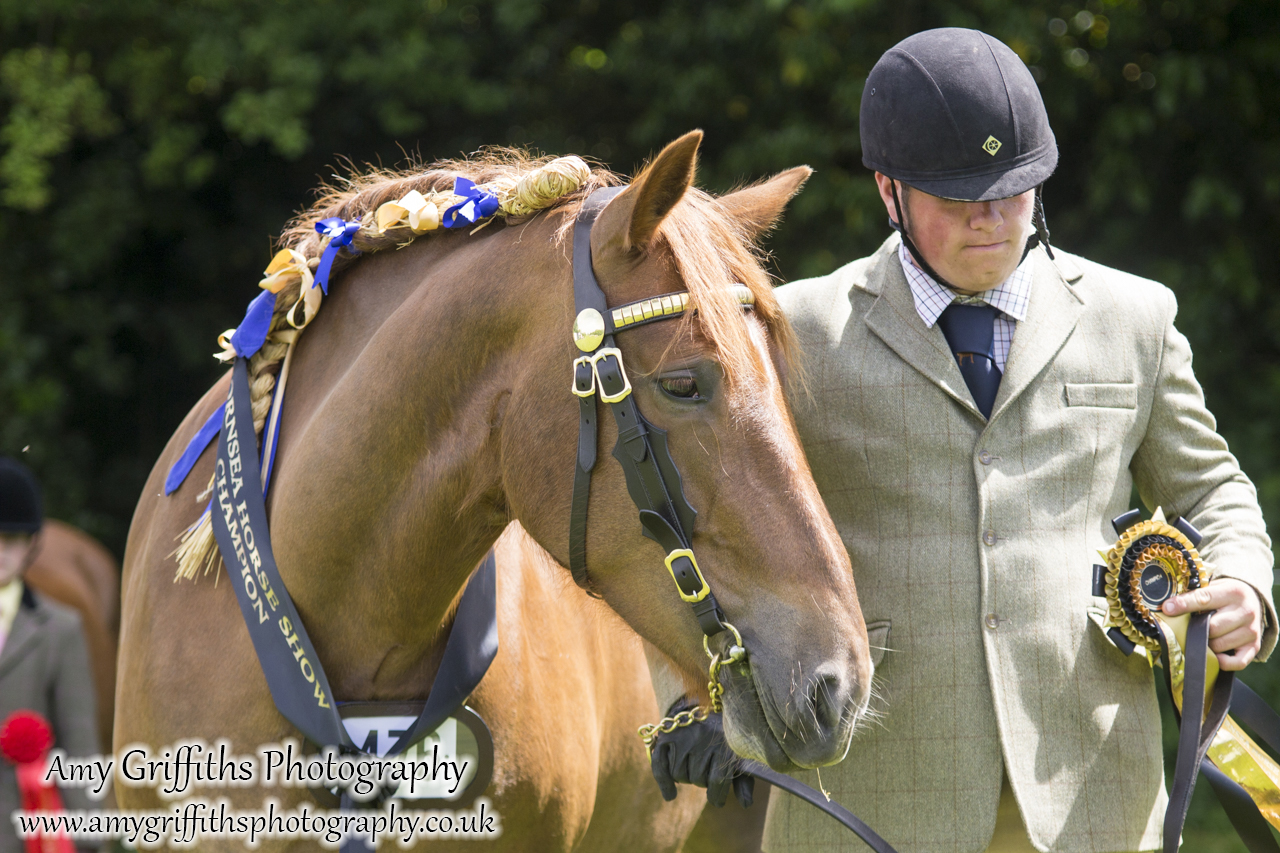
[1094,508,1280,847]
[1098,507,1207,654]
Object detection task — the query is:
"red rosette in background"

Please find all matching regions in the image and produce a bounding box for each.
[1,710,54,765]
[1,710,74,853]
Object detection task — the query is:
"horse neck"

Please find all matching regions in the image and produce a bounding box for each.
[266,215,569,635]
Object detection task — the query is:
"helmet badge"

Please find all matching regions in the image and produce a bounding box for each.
[982,135,1003,156]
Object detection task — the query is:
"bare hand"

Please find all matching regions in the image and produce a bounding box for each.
[1162,578,1264,671]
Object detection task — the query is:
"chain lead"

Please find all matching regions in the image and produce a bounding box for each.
[638,705,709,758]
[637,622,749,754]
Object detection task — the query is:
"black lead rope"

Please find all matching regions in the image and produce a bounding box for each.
[742,762,898,853]
[1157,613,1280,853]
[1194,679,1280,853]
[211,358,499,843]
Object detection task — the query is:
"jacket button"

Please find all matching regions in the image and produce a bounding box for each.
[985,613,1000,630]
[983,530,997,546]
[978,450,993,465]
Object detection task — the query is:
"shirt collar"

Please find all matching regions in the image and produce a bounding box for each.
[897,241,1032,328]
[0,579,22,642]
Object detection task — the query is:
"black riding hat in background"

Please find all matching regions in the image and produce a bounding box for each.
[0,456,43,534]
[861,28,1059,279]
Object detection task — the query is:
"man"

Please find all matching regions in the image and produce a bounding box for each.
[0,457,98,853]
[756,27,1274,853]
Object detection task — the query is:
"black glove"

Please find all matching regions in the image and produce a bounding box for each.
[649,709,755,808]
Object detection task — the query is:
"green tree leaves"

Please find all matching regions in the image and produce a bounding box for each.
[0,47,117,209]
[0,0,1276,593]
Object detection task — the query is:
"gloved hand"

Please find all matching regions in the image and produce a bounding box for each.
[649,708,755,808]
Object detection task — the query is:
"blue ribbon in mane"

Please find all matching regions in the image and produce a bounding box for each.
[314,217,361,295]
[442,178,500,228]
[164,289,276,495]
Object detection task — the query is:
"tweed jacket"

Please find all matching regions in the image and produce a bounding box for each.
[0,587,98,853]
[763,235,1276,853]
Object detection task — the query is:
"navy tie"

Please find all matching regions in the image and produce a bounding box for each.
[936,303,1002,418]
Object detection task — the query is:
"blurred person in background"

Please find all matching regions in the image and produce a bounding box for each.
[0,456,99,853]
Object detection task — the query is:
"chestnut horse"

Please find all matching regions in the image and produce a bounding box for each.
[116,132,870,850]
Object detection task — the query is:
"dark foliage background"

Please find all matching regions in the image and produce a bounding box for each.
[1,0,1277,844]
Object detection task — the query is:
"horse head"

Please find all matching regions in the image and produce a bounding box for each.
[507,132,873,771]
[154,132,871,776]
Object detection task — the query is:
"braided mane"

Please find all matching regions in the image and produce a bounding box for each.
[174,148,795,582]
[281,149,622,257]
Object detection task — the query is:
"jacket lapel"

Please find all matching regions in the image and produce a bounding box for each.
[862,240,982,415]
[988,250,1086,422]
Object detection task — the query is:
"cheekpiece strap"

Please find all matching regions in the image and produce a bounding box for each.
[567,186,727,636]
[568,187,623,592]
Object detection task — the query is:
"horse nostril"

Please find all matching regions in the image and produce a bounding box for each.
[806,672,846,735]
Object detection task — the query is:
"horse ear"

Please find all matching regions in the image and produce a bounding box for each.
[716,166,813,242]
[596,130,703,253]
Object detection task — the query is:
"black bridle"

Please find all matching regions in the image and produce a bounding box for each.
[569,187,901,852]
[567,186,746,640]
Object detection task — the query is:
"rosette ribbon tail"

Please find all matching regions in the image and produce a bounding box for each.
[313,217,362,295]
[442,177,500,228]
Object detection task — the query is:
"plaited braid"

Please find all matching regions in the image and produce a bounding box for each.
[172,152,609,582]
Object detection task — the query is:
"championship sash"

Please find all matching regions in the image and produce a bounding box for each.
[210,357,498,757]
[1094,508,1280,851]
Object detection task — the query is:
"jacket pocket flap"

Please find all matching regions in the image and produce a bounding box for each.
[1066,382,1137,409]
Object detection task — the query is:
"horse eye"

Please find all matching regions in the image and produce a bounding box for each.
[659,376,701,400]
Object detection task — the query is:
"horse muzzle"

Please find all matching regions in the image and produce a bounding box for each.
[718,647,869,771]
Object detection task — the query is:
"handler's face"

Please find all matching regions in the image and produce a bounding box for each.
[0,532,38,586]
[875,172,1036,294]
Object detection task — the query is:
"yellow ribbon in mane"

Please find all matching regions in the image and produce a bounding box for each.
[259,248,321,330]
[376,190,444,235]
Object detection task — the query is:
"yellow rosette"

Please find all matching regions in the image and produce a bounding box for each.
[1099,508,1280,830]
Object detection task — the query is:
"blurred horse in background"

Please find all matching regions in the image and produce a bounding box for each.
[26,519,119,751]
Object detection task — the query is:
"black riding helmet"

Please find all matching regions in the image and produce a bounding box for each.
[860,28,1059,286]
[0,456,43,534]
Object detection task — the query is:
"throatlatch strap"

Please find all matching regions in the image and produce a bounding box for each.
[213,359,498,753]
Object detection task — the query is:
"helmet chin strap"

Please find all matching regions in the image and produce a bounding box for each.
[888,180,1054,293]
[888,180,960,291]
[1030,184,1055,261]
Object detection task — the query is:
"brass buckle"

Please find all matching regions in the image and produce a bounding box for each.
[590,348,632,403]
[571,356,595,398]
[665,548,710,603]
